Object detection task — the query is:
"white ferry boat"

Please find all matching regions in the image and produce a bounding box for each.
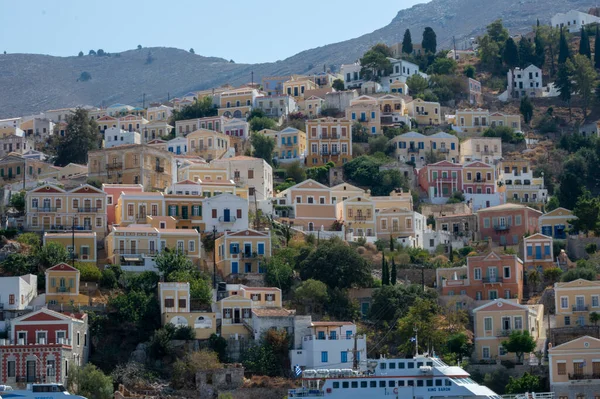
[288,354,502,399]
[0,383,87,399]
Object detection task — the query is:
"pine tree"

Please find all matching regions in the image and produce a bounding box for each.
[534,29,546,68]
[503,38,520,68]
[555,63,572,116]
[518,38,535,67]
[558,27,571,64]
[381,255,389,285]
[402,29,413,54]
[422,27,437,54]
[580,27,591,58]
[595,25,600,69]
[390,257,397,285]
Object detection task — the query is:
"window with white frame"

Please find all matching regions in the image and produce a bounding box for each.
[514,316,523,330]
[561,297,568,309]
[484,317,492,332]
[36,331,47,344]
[189,240,195,253]
[593,295,599,308]
[474,268,482,280]
[482,347,490,359]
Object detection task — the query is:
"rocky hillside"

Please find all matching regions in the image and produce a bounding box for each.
[0,0,595,118]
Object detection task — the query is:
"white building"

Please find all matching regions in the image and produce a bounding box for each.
[202,193,249,233]
[211,156,273,212]
[167,137,188,155]
[324,90,359,113]
[255,95,298,119]
[382,58,428,91]
[459,137,503,164]
[507,65,544,99]
[223,118,250,139]
[0,274,37,312]
[290,321,367,371]
[551,9,600,33]
[341,62,363,90]
[103,127,141,148]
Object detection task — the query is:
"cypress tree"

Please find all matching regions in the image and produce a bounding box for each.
[558,27,570,64]
[555,63,572,115]
[402,29,413,54]
[390,236,395,251]
[390,257,397,285]
[537,19,540,27]
[518,38,535,67]
[503,38,520,68]
[595,25,600,69]
[422,27,437,54]
[382,255,389,285]
[534,29,546,68]
[580,27,591,58]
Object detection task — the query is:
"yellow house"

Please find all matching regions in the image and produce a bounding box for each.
[283,76,318,99]
[389,80,409,95]
[303,95,325,118]
[218,87,259,119]
[375,207,416,241]
[26,183,107,239]
[539,207,576,239]
[336,195,376,238]
[43,232,97,263]
[177,161,229,182]
[264,127,307,162]
[45,263,90,306]
[452,109,522,133]
[227,285,283,308]
[146,105,172,123]
[0,153,60,185]
[164,192,205,230]
[490,112,521,131]
[219,294,253,339]
[472,299,544,362]
[549,335,600,397]
[306,117,352,166]
[345,96,381,134]
[186,129,231,161]
[105,225,202,271]
[215,229,271,277]
[406,99,441,125]
[459,137,503,164]
[159,282,216,340]
[275,179,337,231]
[115,191,165,226]
[554,279,600,328]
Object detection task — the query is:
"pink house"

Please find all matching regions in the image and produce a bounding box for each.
[417,160,463,202]
[477,203,542,246]
[102,184,144,228]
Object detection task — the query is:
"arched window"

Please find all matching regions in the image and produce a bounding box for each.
[169,316,188,327]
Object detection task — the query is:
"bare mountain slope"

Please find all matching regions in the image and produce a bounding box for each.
[0,0,595,118]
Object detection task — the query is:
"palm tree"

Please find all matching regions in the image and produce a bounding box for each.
[590,311,600,326]
[527,270,541,295]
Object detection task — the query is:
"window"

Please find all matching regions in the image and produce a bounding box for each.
[565,316,571,326]
[482,347,490,359]
[474,268,481,280]
[484,317,492,332]
[341,352,348,363]
[514,316,523,330]
[557,362,566,375]
[503,266,511,279]
[7,360,15,377]
[321,351,328,362]
[593,295,599,308]
[561,297,568,309]
[189,240,195,252]
[332,382,340,389]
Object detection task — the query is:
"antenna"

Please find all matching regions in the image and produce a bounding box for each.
[453,36,457,60]
[414,326,419,356]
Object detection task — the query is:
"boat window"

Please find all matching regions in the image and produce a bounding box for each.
[380,362,386,369]
[379,381,385,388]
[333,382,339,389]
[417,380,424,387]
[417,362,423,367]
[389,362,396,369]
[435,379,443,386]
[426,379,433,387]
[407,362,414,369]
[388,381,395,387]
[398,380,405,387]
[360,381,367,388]
[342,381,349,388]
[398,362,405,369]
[351,381,358,388]
[445,379,452,386]
[407,380,414,386]
[370,381,377,388]
[426,361,433,367]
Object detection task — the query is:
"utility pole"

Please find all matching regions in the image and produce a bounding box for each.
[352,333,359,370]
[453,36,458,61]
[71,218,75,267]
[251,71,254,88]
[143,93,146,109]
[22,159,26,191]
[213,226,217,288]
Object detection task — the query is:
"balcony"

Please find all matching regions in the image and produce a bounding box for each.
[483,277,503,284]
[319,134,339,139]
[572,305,589,312]
[55,287,72,293]
[106,162,123,170]
[218,216,238,223]
[496,329,514,337]
[481,150,495,155]
[417,111,429,116]
[437,148,450,153]
[78,207,98,213]
[408,147,419,153]
[494,225,510,231]
[32,207,57,213]
[569,373,600,380]
[155,166,165,173]
[113,248,163,256]
[330,150,340,155]
[45,225,92,231]
[321,150,329,155]
[442,278,468,287]
[473,178,487,184]
[241,252,265,260]
[353,216,369,221]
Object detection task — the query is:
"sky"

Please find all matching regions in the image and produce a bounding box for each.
[0,0,429,64]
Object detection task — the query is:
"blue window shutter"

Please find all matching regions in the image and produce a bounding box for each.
[257,242,265,256]
[545,245,550,255]
[371,112,375,119]
[352,113,356,120]
[229,243,235,253]
[282,138,285,145]
[432,142,437,149]
[451,143,455,150]
[371,127,376,133]
[293,136,297,143]
[527,246,532,256]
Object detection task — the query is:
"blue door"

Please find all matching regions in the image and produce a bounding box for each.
[231,262,238,274]
[542,226,552,236]
[535,246,542,260]
[224,209,230,222]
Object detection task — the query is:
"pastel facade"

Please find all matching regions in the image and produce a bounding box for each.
[166,137,188,155]
[88,144,174,190]
[261,75,291,96]
[390,131,458,167]
[215,229,271,277]
[218,294,253,339]
[549,336,600,398]
[255,95,297,118]
[417,161,464,202]
[146,105,173,123]
[103,127,141,148]
[44,263,89,306]
[539,207,575,239]
[212,156,273,203]
[186,129,230,161]
[345,96,381,134]
[498,158,547,203]
[176,116,225,136]
[102,184,144,228]
[276,179,337,231]
[0,274,37,313]
[554,279,600,328]
[159,282,216,340]
[378,94,410,126]
[477,203,542,246]
[306,118,352,166]
[283,77,318,99]
[202,193,250,233]
[302,95,325,118]
[473,299,544,362]
[218,87,261,118]
[462,161,496,195]
[336,194,376,238]
[0,134,32,158]
[508,65,544,98]
[451,109,521,133]
[459,137,502,164]
[43,233,97,264]
[25,184,107,239]
[522,233,554,272]
[406,99,441,125]
[438,252,524,301]
[264,127,307,163]
[467,78,483,105]
[0,154,60,185]
[223,118,249,139]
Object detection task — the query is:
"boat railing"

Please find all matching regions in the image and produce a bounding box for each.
[288,388,325,397]
[501,393,555,399]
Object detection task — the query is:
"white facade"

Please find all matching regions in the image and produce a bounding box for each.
[459,137,503,164]
[290,323,367,371]
[202,193,249,233]
[341,62,363,89]
[464,192,505,212]
[0,274,37,312]
[324,90,359,113]
[223,118,250,139]
[382,58,428,91]
[255,95,298,118]
[167,137,188,155]
[104,127,141,148]
[551,10,600,33]
[211,156,274,206]
[507,65,543,99]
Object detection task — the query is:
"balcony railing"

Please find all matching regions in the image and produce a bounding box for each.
[353,216,369,221]
[106,162,123,170]
[437,148,450,153]
[218,216,238,223]
[473,178,487,183]
[241,252,265,259]
[569,373,600,380]
[78,207,98,213]
[496,329,514,337]
[572,305,589,312]
[155,166,165,173]
[483,277,503,284]
[494,225,509,231]
[32,207,57,213]
[113,248,161,256]
[319,134,339,139]
[408,147,419,153]
[44,225,92,231]
[55,287,72,293]
[481,150,495,155]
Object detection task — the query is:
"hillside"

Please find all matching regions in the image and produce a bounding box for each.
[0,0,596,118]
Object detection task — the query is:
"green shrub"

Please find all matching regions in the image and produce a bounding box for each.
[586,243,598,254]
[75,262,101,282]
[17,233,41,249]
[100,269,118,289]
